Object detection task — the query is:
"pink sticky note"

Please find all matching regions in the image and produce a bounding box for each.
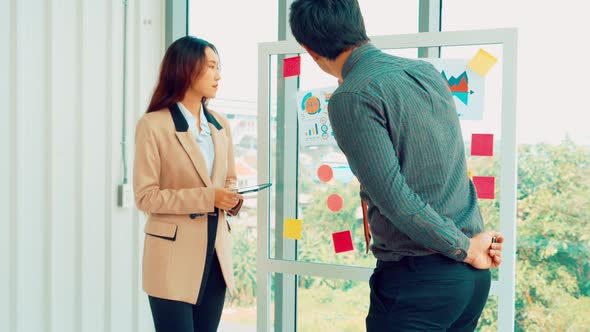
[471,134,494,156]
[332,230,354,253]
[472,176,495,199]
[283,56,301,78]
[327,194,343,212]
[317,164,334,182]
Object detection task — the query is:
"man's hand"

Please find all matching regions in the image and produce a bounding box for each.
[214,188,243,211]
[463,231,504,269]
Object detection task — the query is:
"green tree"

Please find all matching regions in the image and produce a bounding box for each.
[514,140,590,331]
[230,223,257,306]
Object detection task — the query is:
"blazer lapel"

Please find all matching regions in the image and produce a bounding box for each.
[209,123,225,186]
[175,131,212,187]
[203,106,226,186]
[170,104,212,187]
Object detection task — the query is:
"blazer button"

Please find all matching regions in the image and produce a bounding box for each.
[190,213,197,219]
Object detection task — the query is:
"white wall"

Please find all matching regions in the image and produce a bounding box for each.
[0,0,164,331]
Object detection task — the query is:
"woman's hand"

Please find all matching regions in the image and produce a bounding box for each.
[214,188,243,211]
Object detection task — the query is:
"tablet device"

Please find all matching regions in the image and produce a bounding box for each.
[236,183,272,194]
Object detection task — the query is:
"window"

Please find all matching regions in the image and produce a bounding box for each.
[443,1,590,331]
[189,2,278,331]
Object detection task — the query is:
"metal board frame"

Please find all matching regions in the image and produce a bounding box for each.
[257,28,518,332]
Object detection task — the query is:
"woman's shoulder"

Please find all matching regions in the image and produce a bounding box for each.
[142,108,171,120]
[136,109,174,132]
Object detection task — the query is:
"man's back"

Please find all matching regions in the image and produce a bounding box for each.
[289,2,502,329]
[330,44,484,261]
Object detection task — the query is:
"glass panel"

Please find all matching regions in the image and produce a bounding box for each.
[189,1,278,104]
[358,0,419,35]
[189,2,278,330]
[443,0,588,144]
[443,2,590,331]
[219,218,257,330]
[297,275,369,331]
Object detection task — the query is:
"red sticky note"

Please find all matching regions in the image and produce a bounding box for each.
[332,230,354,253]
[327,194,343,212]
[472,176,495,199]
[471,134,494,156]
[283,56,301,78]
[317,164,334,182]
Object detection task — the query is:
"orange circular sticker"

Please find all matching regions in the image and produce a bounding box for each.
[327,194,343,212]
[317,164,334,182]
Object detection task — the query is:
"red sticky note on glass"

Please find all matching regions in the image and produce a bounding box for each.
[317,164,334,182]
[471,134,494,156]
[283,56,301,78]
[332,230,354,253]
[327,194,343,212]
[472,176,495,199]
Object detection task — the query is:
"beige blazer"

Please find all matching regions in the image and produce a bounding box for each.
[133,104,242,304]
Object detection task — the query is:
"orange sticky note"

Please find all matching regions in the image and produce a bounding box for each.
[467,49,497,76]
[283,56,301,78]
[471,133,494,156]
[472,176,495,199]
[283,218,302,240]
[332,230,354,253]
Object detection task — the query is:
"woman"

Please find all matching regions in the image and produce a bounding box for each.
[133,36,244,332]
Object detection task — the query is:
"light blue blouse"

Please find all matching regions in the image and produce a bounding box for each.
[177,102,215,177]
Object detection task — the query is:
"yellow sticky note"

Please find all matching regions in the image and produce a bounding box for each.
[467,49,497,77]
[468,170,473,178]
[283,218,302,240]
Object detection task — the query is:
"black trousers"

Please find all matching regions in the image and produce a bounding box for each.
[366,254,491,332]
[148,252,227,332]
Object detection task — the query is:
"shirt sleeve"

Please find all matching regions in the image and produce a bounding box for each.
[329,92,470,261]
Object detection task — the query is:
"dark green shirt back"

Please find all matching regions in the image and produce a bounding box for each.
[329,43,484,262]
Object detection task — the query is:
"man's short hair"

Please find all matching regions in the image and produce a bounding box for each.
[289,0,369,60]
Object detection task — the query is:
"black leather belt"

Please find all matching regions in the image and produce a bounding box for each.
[189,211,218,219]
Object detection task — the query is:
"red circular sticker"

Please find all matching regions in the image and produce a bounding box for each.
[317,164,333,183]
[327,194,343,212]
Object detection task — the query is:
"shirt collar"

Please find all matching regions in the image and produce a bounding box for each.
[341,43,380,80]
[177,102,211,135]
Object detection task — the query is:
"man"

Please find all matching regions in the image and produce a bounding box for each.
[289,1,504,331]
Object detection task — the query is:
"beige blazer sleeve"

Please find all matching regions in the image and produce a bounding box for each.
[222,117,243,216]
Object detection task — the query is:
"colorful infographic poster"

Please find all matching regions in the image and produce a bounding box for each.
[423,59,486,120]
[296,86,337,147]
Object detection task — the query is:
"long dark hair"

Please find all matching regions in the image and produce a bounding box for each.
[289,0,368,60]
[146,36,218,113]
